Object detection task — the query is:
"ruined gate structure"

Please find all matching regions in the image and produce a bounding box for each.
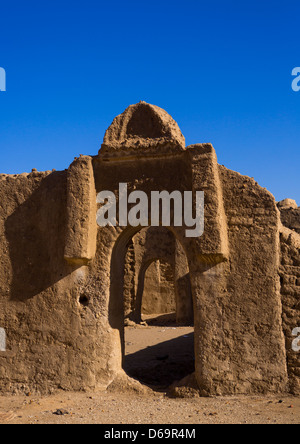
[0,102,299,395]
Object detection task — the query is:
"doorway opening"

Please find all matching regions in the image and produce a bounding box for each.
[124,322,194,390]
[113,228,195,390]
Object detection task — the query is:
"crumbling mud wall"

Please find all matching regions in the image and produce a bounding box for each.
[0,164,124,394]
[0,102,298,396]
[200,166,288,395]
[123,239,136,319]
[0,170,96,393]
[279,226,300,394]
[278,200,300,394]
[278,199,300,235]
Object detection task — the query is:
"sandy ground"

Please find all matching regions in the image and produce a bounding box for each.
[124,315,195,389]
[0,316,299,424]
[0,391,299,424]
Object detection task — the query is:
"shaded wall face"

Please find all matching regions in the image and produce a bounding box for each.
[1,172,69,301]
[279,228,300,395]
[123,239,136,319]
[279,208,300,235]
[93,155,192,212]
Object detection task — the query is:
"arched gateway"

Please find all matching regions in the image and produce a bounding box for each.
[0,102,298,395]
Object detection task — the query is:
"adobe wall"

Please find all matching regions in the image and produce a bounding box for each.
[277,200,300,394]
[0,171,97,393]
[279,227,300,394]
[0,102,298,396]
[0,165,124,394]
[278,199,300,235]
[215,166,288,394]
[280,210,300,235]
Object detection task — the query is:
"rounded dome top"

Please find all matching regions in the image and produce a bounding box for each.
[99,102,185,158]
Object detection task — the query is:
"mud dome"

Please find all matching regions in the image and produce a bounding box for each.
[0,102,299,396]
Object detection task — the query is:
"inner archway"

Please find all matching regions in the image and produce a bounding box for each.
[109,226,195,390]
[141,259,176,323]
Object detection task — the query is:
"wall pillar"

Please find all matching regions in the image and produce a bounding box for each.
[64,156,97,265]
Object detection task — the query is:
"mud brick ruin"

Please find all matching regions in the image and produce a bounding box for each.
[0,102,299,396]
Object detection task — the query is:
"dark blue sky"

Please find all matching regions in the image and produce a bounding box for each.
[0,0,299,202]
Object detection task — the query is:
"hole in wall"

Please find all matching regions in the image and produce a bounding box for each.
[79,294,89,307]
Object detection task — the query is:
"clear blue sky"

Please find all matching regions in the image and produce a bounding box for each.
[0,0,299,203]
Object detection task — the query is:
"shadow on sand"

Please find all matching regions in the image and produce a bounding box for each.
[124,332,195,390]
